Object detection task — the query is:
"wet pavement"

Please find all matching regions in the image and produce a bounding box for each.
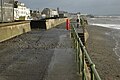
[0,23,80,80]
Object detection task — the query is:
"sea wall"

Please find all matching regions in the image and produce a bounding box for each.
[31,18,67,29]
[0,18,66,42]
[0,21,31,42]
[45,18,67,29]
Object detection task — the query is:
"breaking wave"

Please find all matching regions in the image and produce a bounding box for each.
[90,23,120,29]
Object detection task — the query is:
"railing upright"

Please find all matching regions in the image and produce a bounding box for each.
[70,23,101,80]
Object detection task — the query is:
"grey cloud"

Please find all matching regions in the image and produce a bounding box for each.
[19,0,120,15]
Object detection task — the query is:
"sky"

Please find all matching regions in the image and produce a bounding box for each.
[19,0,120,15]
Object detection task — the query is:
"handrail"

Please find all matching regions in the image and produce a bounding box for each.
[70,23,101,80]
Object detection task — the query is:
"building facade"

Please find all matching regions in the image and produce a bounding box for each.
[14,1,30,20]
[30,10,41,20]
[41,8,59,18]
[0,0,14,22]
[59,11,69,18]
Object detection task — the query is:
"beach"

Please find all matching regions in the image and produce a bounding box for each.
[86,25,120,80]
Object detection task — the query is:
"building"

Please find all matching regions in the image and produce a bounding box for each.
[14,1,30,20]
[41,8,59,18]
[30,10,41,20]
[0,0,14,22]
[59,11,68,18]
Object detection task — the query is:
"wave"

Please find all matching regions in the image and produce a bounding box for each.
[90,23,120,29]
[94,16,120,18]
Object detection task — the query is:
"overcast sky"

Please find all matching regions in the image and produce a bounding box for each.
[19,0,120,15]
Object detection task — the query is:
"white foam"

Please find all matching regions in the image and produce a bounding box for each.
[90,23,120,29]
[112,36,120,60]
[95,16,120,18]
[89,18,97,20]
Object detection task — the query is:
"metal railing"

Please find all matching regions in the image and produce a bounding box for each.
[70,24,101,80]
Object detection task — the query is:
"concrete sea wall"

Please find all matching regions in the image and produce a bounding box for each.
[45,18,67,29]
[0,18,66,42]
[31,18,67,30]
[0,21,31,42]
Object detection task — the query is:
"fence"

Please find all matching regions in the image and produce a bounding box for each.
[70,23,101,80]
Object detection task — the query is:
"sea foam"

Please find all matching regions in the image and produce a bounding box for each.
[90,23,120,29]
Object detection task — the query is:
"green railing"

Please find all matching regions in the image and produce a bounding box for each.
[71,24,101,80]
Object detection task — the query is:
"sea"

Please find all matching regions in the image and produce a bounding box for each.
[88,16,120,61]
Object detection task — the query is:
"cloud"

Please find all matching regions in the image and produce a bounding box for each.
[19,0,120,15]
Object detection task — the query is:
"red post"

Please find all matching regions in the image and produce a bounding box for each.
[66,19,70,30]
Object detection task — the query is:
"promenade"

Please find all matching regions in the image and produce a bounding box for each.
[0,23,80,80]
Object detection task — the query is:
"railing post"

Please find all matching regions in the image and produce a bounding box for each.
[73,31,76,49]
[78,42,81,74]
[80,46,83,74]
[70,26,73,38]
[76,39,79,72]
[82,47,85,80]
[90,64,95,80]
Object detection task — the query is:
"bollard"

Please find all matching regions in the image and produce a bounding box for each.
[66,19,70,30]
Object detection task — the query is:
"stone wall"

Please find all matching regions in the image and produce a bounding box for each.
[0,21,31,42]
[30,18,67,30]
[45,18,67,30]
